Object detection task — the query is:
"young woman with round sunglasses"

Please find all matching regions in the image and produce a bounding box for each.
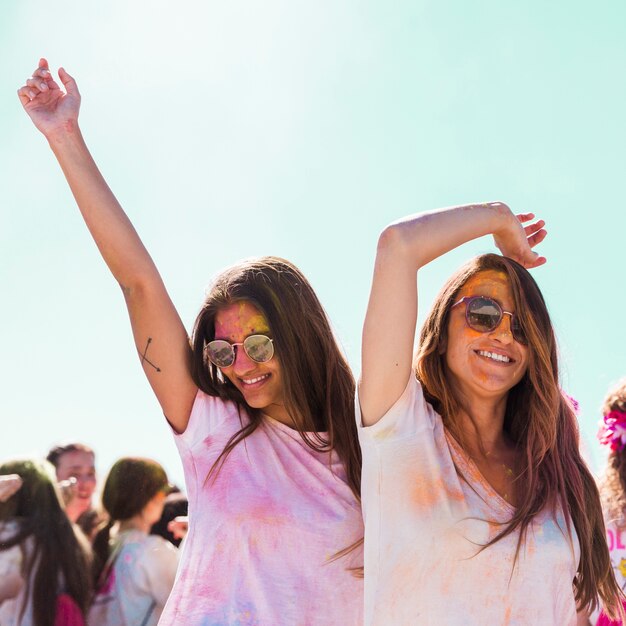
[358,202,623,624]
[18,59,363,625]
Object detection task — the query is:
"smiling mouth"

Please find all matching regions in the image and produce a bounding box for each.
[241,373,271,386]
[475,350,514,364]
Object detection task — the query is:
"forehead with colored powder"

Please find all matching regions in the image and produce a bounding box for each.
[214,301,270,341]
[457,270,514,307]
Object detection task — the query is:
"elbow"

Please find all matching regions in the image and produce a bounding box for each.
[376,220,424,269]
[377,222,406,256]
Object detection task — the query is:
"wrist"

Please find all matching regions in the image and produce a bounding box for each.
[45,119,83,149]
[488,201,515,234]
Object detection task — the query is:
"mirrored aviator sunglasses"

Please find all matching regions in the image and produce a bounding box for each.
[452,295,527,345]
[205,334,275,368]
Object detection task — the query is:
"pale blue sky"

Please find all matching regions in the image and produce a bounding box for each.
[1,0,624,488]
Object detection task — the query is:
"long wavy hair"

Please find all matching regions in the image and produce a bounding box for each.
[190,256,361,505]
[599,379,626,527]
[0,459,92,626]
[414,253,622,618]
[92,457,168,587]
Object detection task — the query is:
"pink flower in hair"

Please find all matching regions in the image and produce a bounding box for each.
[598,410,626,452]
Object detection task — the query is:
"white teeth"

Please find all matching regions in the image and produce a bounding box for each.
[477,350,511,363]
[242,374,270,385]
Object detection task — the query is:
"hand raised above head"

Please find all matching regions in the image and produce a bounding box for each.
[0,474,23,503]
[17,57,81,139]
[492,206,548,269]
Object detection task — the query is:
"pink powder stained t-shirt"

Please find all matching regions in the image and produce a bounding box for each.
[159,391,363,626]
[357,376,580,626]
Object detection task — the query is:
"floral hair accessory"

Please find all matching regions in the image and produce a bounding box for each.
[598,410,626,452]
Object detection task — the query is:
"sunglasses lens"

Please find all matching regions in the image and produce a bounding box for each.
[206,340,235,367]
[466,297,501,332]
[244,335,274,363]
[510,316,527,345]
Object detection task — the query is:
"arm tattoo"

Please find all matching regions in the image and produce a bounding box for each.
[139,337,161,372]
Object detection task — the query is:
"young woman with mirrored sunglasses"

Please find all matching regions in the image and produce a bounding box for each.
[19,59,363,626]
[358,202,623,624]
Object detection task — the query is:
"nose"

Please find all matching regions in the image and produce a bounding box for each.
[231,345,256,374]
[491,312,514,343]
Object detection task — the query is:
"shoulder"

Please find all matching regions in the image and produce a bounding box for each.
[176,389,246,446]
[357,375,439,444]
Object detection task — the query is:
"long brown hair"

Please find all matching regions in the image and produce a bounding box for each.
[92,457,168,587]
[0,459,92,626]
[190,256,361,502]
[599,379,626,527]
[414,253,623,618]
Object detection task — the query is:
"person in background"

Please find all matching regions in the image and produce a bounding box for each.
[46,442,99,538]
[0,459,92,626]
[89,457,179,626]
[596,378,626,626]
[150,490,188,548]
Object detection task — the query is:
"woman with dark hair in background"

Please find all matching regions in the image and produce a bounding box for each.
[19,59,363,626]
[357,202,623,624]
[0,459,91,626]
[89,458,179,626]
[46,442,100,539]
[595,378,626,625]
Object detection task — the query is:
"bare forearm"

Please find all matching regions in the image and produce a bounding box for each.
[383,201,512,270]
[47,124,161,292]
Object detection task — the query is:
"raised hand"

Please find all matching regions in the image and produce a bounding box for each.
[17,58,80,138]
[492,205,548,269]
[0,474,23,503]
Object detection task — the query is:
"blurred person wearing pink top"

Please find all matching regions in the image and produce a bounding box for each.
[593,378,626,626]
[19,59,363,626]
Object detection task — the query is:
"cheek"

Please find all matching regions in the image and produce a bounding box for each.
[219,367,236,385]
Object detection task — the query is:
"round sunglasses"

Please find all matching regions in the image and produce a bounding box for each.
[205,334,275,368]
[451,296,527,345]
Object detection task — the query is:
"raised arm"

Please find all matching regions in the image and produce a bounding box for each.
[359,202,547,426]
[18,59,197,432]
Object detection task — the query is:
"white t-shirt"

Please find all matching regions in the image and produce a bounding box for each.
[89,529,179,626]
[590,521,626,624]
[357,376,580,626]
[0,522,34,626]
[159,391,364,626]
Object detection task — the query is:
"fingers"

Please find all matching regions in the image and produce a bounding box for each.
[523,219,545,236]
[58,67,80,97]
[26,77,49,92]
[17,85,36,105]
[0,475,23,502]
[515,212,535,224]
[527,227,547,248]
[17,80,48,105]
[17,59,70,109]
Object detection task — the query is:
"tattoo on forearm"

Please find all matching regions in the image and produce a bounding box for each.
[139,338,161,372]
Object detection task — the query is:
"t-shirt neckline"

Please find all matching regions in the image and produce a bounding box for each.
[444,429,516,516]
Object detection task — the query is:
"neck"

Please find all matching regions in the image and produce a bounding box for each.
[263,403,296,428]
[65,501,87,524]
[117,515,151,535]
[455,393,509,457]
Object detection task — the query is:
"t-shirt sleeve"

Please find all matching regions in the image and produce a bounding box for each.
[356,375,437,444]
[172,390,232,450]
[141,537,180,607]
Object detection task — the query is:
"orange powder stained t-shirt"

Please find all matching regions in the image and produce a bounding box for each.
[357,376,580,626]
